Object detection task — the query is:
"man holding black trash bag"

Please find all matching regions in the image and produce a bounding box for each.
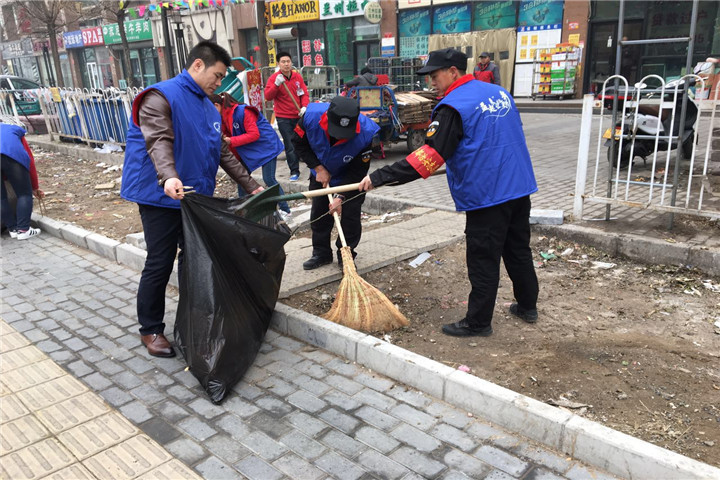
[121,41,262,358]
[359,48,539,338]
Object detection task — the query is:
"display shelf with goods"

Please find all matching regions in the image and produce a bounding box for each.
[531,44,579,100]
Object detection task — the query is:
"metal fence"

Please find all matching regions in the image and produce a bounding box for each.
[300,65,341,102]
[574,74,720,224]
[367,56,427,92]
[1,87,140,147]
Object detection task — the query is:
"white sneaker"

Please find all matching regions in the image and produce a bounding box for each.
[278,211,293,223]
[8,230,18,239]
[16,227,41,240]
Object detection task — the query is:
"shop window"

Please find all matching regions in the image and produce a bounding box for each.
[353,16,380,40]
[299,21,325,68]
[326,18,353,83]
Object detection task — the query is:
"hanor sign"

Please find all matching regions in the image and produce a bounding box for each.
[103,19,153,45]
[269,0,319,25]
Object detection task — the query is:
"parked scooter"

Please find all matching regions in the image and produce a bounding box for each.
[603,78,698,167]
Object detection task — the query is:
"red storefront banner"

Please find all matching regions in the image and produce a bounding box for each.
[81,27,104,46]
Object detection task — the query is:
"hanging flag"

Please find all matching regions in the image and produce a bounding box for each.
[138,5,146,16]
[129,7,137,18]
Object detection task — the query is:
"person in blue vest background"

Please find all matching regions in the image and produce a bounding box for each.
[208,92,291,221]
[359,48,539,338]
[292,96,379,270]
[121,41,262,358]
[1,123,44,240]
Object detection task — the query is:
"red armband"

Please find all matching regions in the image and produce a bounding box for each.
[294,124,305,138]
[406,144,444,179]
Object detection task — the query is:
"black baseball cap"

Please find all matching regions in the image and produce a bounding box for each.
[327,97,359,139]
[417,48,468,75]
[479,51,490,58]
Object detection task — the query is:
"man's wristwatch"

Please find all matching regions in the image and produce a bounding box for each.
[333,194,345,200]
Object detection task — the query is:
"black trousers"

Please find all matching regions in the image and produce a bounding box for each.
[136,204,184,335]
[309,176,365,260]
[464,196,539,328]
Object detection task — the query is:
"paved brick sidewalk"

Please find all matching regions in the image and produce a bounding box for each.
[0,235,618,479]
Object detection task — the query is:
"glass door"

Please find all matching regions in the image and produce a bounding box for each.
[86,62,100,90]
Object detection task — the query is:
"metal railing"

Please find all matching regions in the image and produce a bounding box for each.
[1,87,141,147]
[300,65,341,102]
[367,56,427,92]
[573,74,720,223]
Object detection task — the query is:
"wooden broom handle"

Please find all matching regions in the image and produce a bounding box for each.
[302,183,361,198]
[328,193,348,248]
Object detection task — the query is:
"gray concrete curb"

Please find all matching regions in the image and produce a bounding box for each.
[270,303,720,480]
[534,224,720,276]
[27,137,124,165]
[29,211,720,479]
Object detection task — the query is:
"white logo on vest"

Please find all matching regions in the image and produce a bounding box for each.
[213,122,221,132]
[343,155,353,163]
[476,91,512,121]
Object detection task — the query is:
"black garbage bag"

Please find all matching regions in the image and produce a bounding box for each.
[174,193,291,404]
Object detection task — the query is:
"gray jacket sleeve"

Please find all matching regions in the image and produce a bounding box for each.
[491,63,502,86]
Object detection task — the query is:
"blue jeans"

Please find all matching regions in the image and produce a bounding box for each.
[276,117,300,176]
[236,158,290,213]
[1,154,34,231]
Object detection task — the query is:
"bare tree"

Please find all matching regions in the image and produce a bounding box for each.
[20,0,81,87]
[90,0,142,88]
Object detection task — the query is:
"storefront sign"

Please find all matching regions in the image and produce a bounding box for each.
[319,0,370,20]
[302,38,325,66]
[381,36,395,57]
[269,0,319,25]
[103,19,153,45]
[33,37,64,53]
[81,27,104,47]
[518,0,564,27]
[1,38,33,59]
[433,4,471,35]
[63,31,84,49]
[473,1,517,31]
[364,1,382,24]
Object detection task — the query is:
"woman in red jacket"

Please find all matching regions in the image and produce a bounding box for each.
[209,93,291,218]
[1,123,45,240]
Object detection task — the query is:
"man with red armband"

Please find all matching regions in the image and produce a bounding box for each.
[359,48,539,338]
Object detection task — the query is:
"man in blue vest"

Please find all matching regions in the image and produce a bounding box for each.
[292,97,379,270]
[121,41,262,357]
[359,48,539,337]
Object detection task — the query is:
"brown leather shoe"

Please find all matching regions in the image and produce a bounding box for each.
[141,334,176,357]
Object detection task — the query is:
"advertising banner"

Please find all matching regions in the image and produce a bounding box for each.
[398,8,431,57]
[433,4,472,35]
[473,1,517,31]
[518,0,564,27]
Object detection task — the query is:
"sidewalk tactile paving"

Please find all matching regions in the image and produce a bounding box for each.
[82,435,172,479]
[36,391,111,434]
[2,359,66,393]
[57,412,138,460]
[1,414,51,455]
[39,463,97,480]
[1,345,50,372]
[0,438,75,480]
[16,375,89,411]
[0,393,30,423]
[1,331,30,352]
[136,459,202,480]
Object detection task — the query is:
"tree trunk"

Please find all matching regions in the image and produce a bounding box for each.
[117,11,136,88]
[47,25,64,87]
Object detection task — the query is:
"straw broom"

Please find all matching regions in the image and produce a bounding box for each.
[322,194,409,333]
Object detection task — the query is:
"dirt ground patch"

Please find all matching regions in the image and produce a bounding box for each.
[29,145,720,466]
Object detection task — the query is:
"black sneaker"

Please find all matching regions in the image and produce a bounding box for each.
[441,319,493,337]
[509,303,538,324]
[303,255,333,270]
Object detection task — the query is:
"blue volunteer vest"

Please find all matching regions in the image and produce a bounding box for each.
[228,104,283,172]
[302,103,379,187]
[436,78,537,211]
[0,124,31,170]
[121,70,223,209]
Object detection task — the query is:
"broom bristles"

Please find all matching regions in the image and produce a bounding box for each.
[323,247,410,333]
